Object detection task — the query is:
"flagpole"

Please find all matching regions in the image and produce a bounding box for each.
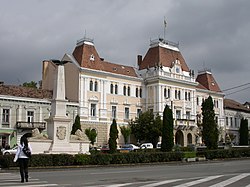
[164,17,167,41]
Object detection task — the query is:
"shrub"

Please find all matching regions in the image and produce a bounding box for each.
[184,152,196,158]
[74,154,91,165]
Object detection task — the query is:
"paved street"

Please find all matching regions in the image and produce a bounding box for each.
[1,159,250,186]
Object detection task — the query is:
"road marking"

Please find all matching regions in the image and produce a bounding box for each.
[173,175,223,187]
[7,184,58,187]
[90,169,147,175]
[140,179,183,187]
[105,183,133,187]
[0,172,58,187]
[0,181,48,186]
[209,173,250,187]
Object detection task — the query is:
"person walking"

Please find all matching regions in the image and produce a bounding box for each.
[14,136,32,183]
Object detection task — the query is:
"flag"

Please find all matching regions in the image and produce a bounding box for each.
[164,19,167,28]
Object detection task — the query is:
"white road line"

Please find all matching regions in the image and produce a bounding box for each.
[173,175,223,187]
[209,173,250,187]
[105,183,133,187]
[0,181,47,186]
[140,179,183,187]
[91,169,147,175]
[7,184,58,187]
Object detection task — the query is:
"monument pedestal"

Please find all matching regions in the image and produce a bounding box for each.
[46,116,73,153]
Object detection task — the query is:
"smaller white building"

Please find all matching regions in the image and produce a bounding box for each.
[224,98,250,145]
[0,82,78,149]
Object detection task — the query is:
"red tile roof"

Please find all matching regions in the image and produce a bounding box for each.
[224,98,250,113]
[0,85,52,99]
[138,45,189,71]
[72,41,138,77]
[196,71,222,92]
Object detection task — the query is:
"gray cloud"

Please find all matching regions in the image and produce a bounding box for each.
[0,0,249,103]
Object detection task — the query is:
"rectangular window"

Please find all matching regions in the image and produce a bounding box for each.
[226,117,229,126]
[27,111,34,123]
[125,107,129,120]
[91,104,96,117]
[112,106,116,119]
[137,109,142,118]
[186,111,190,120]
[235,117,237,128]
[215,116,218,124]
[176,110,181,119]
[2,109,10,123]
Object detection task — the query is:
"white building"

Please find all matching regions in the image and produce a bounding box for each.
[42,37,225,147]
[0,83,78,148]
[224,98,250,144]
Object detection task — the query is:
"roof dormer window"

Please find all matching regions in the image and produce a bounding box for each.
[176,67,180,73]
[90,54,95,61]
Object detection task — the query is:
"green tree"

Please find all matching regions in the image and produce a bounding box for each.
[161,104,174,152]
[108,119,119,153]
[22,81,37,88]
[71,115,81,135]
[129,110,161,145]
[85,128,97,146]
[120,126,131,144]
[149,113,162,148]
[239,118,249,145]
[201,96,218,149]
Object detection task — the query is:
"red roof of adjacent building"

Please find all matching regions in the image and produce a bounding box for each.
[0,84,52,99]
[224,98,250,113]
[196,71,222,92]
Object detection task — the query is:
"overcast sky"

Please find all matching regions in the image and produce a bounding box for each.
[0,0,249,103]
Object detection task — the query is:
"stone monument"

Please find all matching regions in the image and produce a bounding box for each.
[45,62,73,153]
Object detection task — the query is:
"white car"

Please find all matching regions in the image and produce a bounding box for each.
[140,143,153,149]
[2,146,18,155]
[120,144,140,151]
[157,142,161,149]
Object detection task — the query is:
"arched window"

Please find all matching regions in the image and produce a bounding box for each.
[110,84,113,94]
[178,90,181,100]
[115,84,118,94]
[168,88,170,98]
[127,86,130,96]
[123,86,126,96]
[90,80,93,91]
[175,90,178,99]
[136,88,138,97]
[94,81,98,91]
[164,88,167,98]
[188,92,191,101]
[139,88,142,98]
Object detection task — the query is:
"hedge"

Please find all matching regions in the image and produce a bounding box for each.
[0,152,183,168]
[1,148,250,169]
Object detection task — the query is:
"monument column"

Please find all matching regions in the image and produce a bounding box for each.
[46,63,73,153]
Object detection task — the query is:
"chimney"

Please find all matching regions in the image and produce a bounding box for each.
[137,55,142,66]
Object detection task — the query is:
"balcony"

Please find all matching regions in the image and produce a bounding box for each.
[16,121,46,130]
[174,118,196,130]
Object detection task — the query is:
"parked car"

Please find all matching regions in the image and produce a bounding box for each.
[2,146,18,155]
[100,145,109,153]
[120,144,139,152]
[140,143,153,149]
[156,142,161,149]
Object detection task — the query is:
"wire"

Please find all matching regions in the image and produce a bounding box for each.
[225,86,250,96]
[222,83,250,92]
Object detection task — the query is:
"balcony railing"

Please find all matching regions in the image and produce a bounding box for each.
[16,121,46,130]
